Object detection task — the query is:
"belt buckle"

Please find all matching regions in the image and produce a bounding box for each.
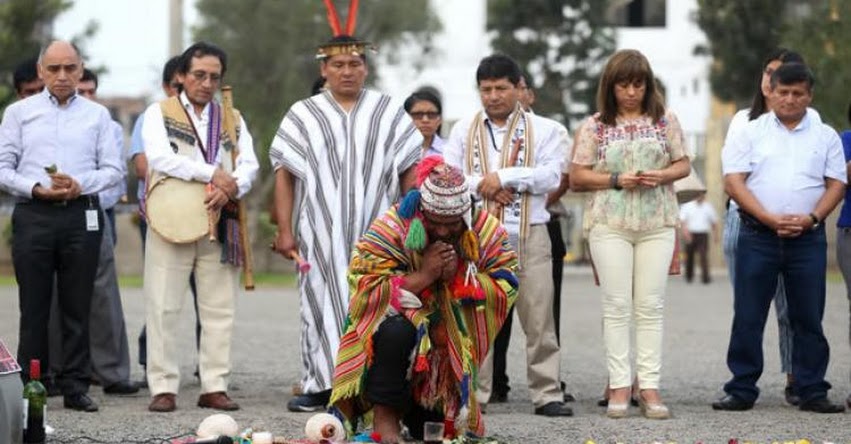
[53,199,68,207]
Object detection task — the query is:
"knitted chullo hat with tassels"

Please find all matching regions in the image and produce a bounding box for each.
[398,155,479,266]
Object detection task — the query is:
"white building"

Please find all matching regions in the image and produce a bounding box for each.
[378,0,711,146]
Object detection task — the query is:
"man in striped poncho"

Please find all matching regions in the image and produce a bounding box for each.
[329,158,518,442]
[270,35,422,412]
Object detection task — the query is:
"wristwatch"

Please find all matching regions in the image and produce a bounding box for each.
[809,213,820,229]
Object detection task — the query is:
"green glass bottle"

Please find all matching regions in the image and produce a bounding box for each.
[22,359,46,444]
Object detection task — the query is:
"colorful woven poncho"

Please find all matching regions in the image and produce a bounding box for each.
[329,204,518,438]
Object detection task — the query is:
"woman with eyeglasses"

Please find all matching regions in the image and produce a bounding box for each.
[404,90,444,157]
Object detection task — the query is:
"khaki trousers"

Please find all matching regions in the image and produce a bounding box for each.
[477,225,563,407]
[589,225,674,390]
[144,229,238,396]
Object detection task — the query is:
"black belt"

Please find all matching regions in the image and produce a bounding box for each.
[17,194,99,207]
[737,210,774,233]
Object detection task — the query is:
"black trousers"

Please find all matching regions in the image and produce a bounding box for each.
[366,316,442,440]
[491,216,566,396]
[14,197,102,395]
[685,232,710,283]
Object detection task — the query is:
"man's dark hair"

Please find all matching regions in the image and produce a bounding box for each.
[13,57,39,93]
[520,71,533,90]
[476,54,522,86]
[769,62,815,91]
[179,41,227,77]
[81,68,98,88]
[320,35,368,63]
[162,55,182,85]
[749,48,805,120]
[311,76,326,95]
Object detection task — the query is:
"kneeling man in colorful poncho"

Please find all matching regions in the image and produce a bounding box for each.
[328,156,519,443]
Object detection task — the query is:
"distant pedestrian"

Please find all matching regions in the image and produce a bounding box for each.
[679,192,718,284]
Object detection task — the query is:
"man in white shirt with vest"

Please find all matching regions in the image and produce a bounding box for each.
[141,41,258,413]
[715,62,846,413]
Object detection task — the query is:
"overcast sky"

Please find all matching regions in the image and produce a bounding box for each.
[53,0,198,99]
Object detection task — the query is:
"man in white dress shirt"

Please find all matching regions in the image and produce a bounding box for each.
[45,68,140,396]
[141,41,258,413]
[715,62,846,413]
[443,54,571,417]
[679,192,718,284]
[0,41,123,412]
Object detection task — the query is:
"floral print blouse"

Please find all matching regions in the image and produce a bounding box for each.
[573,110,687,235]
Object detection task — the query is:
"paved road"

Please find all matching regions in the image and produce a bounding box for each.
[1,269,850,443]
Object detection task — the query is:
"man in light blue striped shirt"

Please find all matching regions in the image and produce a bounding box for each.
[0,40,122,413]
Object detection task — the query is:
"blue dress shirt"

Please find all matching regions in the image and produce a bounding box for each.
[0,90,123,198]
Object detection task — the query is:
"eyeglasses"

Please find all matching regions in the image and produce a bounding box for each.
[410,111,441,120]
[190,70,221,84]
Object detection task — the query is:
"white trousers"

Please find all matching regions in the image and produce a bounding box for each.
[144,229,238,396]
[589,225,674,390]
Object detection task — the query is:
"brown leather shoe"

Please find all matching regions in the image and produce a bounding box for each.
[148,393,176,412]
[198,391,240,411]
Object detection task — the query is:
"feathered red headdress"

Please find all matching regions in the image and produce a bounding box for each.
[317,0,372,59]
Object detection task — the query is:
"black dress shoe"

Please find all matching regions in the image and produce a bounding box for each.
[534,401,574,417]
[712,394,754,411]
[799,397,846,414]
[491,392,508,403]
[64,393,99,412]
[784,385,800,406]
[287,389,331,412]
[104,380,141,395]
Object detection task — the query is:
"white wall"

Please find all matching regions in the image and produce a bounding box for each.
[377,0,490,125]
[615,0,710,135]
[378,0,711,137]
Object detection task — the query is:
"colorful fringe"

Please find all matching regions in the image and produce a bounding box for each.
[328,205,519,437]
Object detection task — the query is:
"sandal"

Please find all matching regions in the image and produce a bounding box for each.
[638,390,671,420]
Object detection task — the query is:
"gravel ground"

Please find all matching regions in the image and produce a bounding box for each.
[1,268,850,443]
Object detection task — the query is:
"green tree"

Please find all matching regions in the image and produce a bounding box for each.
[783,1,851,129]
[193,0,440,155]
[695,0,851,128]
[0,0,72,111]
[693,0,787,107]
[487,0,616,128]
